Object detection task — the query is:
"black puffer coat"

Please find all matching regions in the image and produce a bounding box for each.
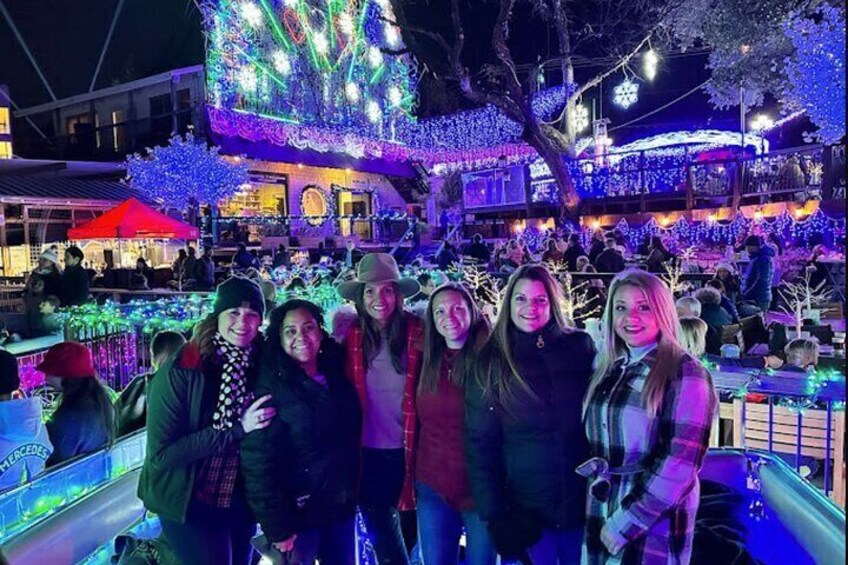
[465,321,596,532]
[240,338,362,543]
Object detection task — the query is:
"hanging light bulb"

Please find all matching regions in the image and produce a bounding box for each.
[338,11,355,37]
[313,33,329,55]
[367,100,382,123]
[613,79,639,109]
[238,67,258,92]
[387,86,402,106]
[643,49,659,81]
[368,46,383,68]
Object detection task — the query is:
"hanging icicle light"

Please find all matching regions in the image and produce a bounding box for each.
[345,82,361,103]
[366,100,382,123]
[313,33,329,55]
[368,46,383,68]
[613,79,639,109]
[643,49,659,81]
[569,104,590,133]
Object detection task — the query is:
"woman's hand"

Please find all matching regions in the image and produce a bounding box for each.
[272,535,296,553]
[240,395,276,433]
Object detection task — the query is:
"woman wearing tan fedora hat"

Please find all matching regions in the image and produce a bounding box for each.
[335,253,422,565]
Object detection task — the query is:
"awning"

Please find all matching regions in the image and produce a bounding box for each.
[67,198,199,240]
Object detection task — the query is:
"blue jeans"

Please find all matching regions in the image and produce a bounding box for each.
[526,528,583,565]
[416,482,497,565]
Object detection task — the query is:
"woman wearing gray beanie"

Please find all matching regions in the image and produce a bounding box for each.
[139,276,276,565]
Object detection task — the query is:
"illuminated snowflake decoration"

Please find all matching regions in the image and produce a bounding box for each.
[570,104,590,133]
[613,79,639,109]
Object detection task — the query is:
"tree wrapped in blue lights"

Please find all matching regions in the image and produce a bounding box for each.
[125,131,250,210]
[783,4,846,144]
[202,0,417,142]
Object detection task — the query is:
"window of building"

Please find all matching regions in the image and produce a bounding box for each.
[66,113,90,143]
[0,107,10,135]
[112,110,127,151]
[149,93,172,137]
[176,89,192,133]
[0,141,11,159]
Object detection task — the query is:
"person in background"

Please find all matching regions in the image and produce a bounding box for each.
[636,236,652,257]
[646,236,671,273]
[60,246,90,307]
[588,232,606,265]
[194,246,216,291]
[32,295,63,337]
[416,283,496,565]
[563,234,586,272]
[675,296,702,319]
[135,258,156,289]
[594,238,626,274]
[437,242,459,271]
[0,350,53,491]
[678,316,708,358]
[581,270,716,565]
[114,331,187,437]
[464,234,491,266]
[232,243,258,272]
[740,235,776,315]
[576,255,591,274]
[334,253,422,565]
[259,280,278,318]
[138,277,274,565]
[273,244,291,269]
[541,239,565,264]
[694,287,734,356]
[466,264,595,563]
[184,246,198,284]
[611,229,628,254]
[783,338,820,372]
[242,300,362,564]
[172,249,188,285]
[344,240,365,269]
[409,273,437,306]
[33,249,63,299]
[705,279,740,323]
[37,343,115,466]
[713,264,741,304]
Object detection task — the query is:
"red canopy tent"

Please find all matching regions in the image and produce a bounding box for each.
[67,198,199,240]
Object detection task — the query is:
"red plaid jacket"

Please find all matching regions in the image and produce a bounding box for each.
[343,313,423,511]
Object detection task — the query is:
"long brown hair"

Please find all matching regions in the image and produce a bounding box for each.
[354,282,408,373]
[584,270,693,419]
[191,313,220,359]
[477,264,573,408]
[419,283,490,395]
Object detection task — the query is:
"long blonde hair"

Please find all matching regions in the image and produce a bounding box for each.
[584,270,685,419]
[477,264,573,408]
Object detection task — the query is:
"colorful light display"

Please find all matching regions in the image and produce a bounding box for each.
[203,0,417,143]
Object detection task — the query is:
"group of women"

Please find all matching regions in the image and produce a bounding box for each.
[140,252,717,565]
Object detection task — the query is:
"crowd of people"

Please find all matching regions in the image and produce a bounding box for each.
[0,221,839,565]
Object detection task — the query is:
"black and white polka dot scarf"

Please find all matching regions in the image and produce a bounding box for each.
[211,333,253,431]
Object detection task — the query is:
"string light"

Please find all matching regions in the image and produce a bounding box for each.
[643,49,659,81]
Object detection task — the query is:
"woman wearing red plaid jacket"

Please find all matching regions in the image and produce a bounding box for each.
[581,270,718,565]
[335,253,423,565]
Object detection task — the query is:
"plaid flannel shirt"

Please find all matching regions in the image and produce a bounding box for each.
[343,313,423,511]
[583,350,716,565]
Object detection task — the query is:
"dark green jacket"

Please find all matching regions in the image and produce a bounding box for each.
[137,342,248,523]
[241,339,362,543]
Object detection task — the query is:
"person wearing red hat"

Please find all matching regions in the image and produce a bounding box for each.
[334,253,422,564]
[138,276,276,565]
[37,342,114,466]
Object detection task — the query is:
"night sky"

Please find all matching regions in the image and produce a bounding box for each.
[1,0,800,148]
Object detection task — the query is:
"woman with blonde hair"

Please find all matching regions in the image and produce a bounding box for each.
[678,316,708,358]
[581,270,716,565]
[466,264,595,563]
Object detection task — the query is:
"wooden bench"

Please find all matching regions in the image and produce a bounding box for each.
[732,400,845,506]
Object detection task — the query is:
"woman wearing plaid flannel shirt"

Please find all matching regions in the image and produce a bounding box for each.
[581,270,717,565]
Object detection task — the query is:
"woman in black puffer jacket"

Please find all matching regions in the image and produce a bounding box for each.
[241,299,362,564]
[465,264,596,564]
